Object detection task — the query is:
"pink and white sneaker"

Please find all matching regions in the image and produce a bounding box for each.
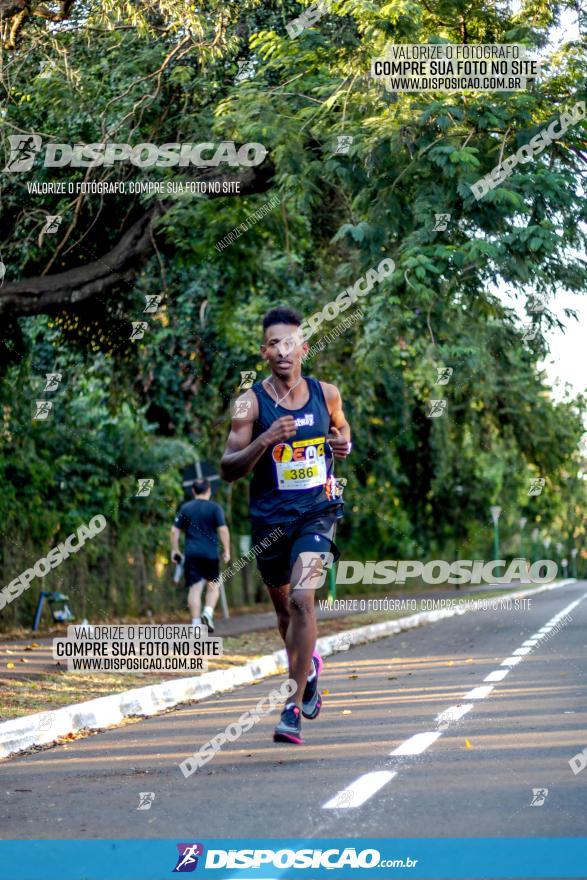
[302,651,323,719]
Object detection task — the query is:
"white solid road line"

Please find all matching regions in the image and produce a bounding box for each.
[321,588,587,811]
[390,731,442,756]
[323,771,397,809]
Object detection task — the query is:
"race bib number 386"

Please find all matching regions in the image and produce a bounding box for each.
[272,437,327,490]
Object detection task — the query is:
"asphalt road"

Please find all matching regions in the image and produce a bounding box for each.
[2,581,586,845]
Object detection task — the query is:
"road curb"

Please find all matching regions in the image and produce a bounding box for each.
[0,578,574,760]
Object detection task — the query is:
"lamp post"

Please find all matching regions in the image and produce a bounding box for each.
[519,517,527,561]
[543,537,552,576]
[490,506,502,562]
[556,542,563,569]
[531,528,539,564]
[571,548,578,578]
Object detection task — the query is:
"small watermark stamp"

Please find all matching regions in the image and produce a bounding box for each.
[144,294,163,314]
[137,792,156,811]
[427,399,447,418]
[528,477,545,496]
[433,213,451,231]
[130,321,149,340]
[335,135,353,154]
[239,371,256,390]
[435,367,453,385]
[530,787,548,806]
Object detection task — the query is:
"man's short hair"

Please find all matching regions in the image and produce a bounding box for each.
[192,479,210,495]
[262,307,302,333]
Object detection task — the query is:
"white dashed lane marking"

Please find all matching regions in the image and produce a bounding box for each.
[484,669,509,682]
[322,590,587,810]
[323,771,397,809]
[463,684,494,699]
[390,731,442,756]
[435,704,474,727]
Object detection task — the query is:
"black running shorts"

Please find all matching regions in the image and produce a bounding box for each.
[251,506,342,589]
[184,556,219,588]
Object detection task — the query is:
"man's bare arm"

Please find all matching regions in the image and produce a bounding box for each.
[220,391,298,482]
[170,525,182,560]
[217,525,230,562]
[321,382,351,458]
[220,391,265,482]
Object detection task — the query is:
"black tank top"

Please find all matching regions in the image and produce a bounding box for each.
[249,376,342,525]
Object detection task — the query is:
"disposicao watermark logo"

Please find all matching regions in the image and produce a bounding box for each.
[0,515,107,610]
[279,257,395,352]
[195,846,418,870]
[179,678,297,778]
[470,101,585,199]
[336,558,557,585]
[3,137,267,172]
[173,843,204,873]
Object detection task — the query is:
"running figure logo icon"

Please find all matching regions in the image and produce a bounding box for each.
[136,791,155,810]
[435,367,453,385]
[144,294,163,313]
[173,843,204,872]
[528,477,545,496]
[239,370,257,390]
[335,135,353,154]
[530,788,548,806]
[130,321,149,340]
[43,373,62,392]
[427,399,447,418]
[32,400,53,420]
[233,399,252,419]
[433,213,451,231]
[4,134,42,171]
[295,550,334,590]
[42,215,63,234]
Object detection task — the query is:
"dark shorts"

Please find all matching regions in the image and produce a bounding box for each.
[184,556,219,588]
[251,506,342,589]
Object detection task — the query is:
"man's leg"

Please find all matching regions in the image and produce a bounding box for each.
[187,580,205,625]
[203,577,220,622]
[285,553,326,709]
[266,582,290,643]
[204,578,219,611]
[286,589,317,709]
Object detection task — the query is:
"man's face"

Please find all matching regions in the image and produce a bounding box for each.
[260,323,307,379]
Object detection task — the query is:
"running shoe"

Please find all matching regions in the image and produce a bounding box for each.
[201,610,215,633]
[302,651,323,719]
[273,703,303,744]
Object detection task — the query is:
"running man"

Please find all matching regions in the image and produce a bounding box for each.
[171,479,230,632]
[220,306,351,743]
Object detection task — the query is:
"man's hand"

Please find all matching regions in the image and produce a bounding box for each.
[328,426,351,459]
[222,550,230,564]
[172,552,183,565]
[262,415,297,446]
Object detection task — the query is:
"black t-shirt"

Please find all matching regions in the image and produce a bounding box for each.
[173,499,225,559]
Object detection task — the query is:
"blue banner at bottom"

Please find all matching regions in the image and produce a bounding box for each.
[1,838,586,879]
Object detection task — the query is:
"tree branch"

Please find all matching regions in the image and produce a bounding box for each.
[0,161,275,318]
